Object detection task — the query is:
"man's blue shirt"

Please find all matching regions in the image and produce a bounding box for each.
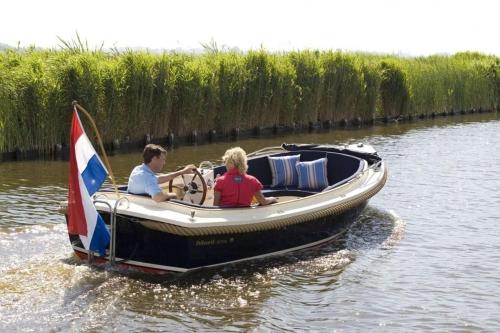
[127,163,161,197]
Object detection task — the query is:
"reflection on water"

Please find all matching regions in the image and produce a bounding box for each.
[1,112,500,331]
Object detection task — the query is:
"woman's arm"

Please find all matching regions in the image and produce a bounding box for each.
[254,191,277,206]
[213,191,221,206]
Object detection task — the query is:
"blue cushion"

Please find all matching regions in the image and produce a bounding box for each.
[296,158,329,190]
[268,154,300,187]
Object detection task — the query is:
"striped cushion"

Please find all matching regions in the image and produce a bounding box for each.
[268,154,300,187]
[296,158,329,190]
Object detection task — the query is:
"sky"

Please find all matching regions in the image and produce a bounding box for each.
[2,0,499,56]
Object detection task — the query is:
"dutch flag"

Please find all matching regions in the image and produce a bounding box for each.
[67,109,110,256]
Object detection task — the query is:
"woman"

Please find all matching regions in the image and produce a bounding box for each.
[214,147,277,207]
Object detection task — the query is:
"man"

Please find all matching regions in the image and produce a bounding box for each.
[128,144,196,202]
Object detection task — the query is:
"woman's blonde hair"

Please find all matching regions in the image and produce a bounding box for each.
[222,147,248,174]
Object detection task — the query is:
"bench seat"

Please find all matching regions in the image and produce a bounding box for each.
[261,186,319,197]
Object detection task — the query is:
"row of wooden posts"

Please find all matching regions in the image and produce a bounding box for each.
[4,106,496,163]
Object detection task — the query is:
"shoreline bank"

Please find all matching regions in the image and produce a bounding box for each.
[1,108,497,162]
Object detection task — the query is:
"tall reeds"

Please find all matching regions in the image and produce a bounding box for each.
[0,48,498,156]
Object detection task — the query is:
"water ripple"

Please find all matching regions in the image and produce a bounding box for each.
[1,114,500,331]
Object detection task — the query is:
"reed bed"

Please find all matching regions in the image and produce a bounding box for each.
[0,49,498,156]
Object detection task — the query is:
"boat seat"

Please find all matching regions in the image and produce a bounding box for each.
[261,186,319,197]
[245,150,364,189]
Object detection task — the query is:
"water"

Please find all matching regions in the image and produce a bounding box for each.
[1,113,499,332]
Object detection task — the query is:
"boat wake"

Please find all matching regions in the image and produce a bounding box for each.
[346,206,405,251]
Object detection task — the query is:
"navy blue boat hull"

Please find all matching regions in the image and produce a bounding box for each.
[67,201,367,272]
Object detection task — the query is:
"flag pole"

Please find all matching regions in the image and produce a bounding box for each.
[72,101,119,196]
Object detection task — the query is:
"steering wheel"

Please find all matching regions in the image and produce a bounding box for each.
[168,168,208,205]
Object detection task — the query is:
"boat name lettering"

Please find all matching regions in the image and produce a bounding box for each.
[195,238,234,246]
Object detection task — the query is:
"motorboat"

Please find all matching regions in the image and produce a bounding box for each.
[61,143,387,273]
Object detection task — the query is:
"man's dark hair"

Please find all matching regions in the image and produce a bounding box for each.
[143,144,167,164]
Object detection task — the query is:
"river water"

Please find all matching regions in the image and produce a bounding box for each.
[1,113,499,332]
